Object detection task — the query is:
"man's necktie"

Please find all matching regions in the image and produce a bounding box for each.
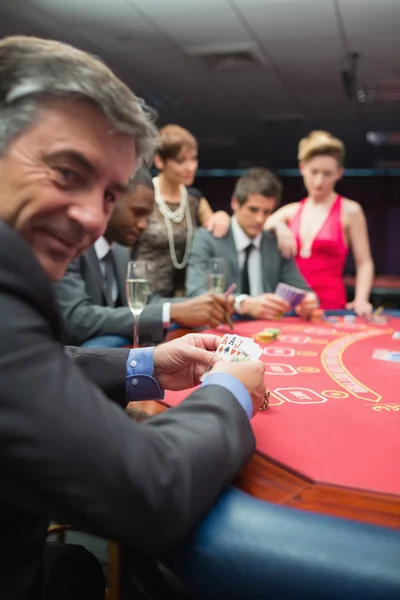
[102,250,116,307]
[241,243,254,295]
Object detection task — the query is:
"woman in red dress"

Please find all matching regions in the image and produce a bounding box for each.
[265,131,374,315]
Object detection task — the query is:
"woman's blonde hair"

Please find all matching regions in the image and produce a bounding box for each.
[298,130,345,166]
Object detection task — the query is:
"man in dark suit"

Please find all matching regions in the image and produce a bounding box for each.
[186,168,318,320]
[54,167,232,346]
[0,36,266,600]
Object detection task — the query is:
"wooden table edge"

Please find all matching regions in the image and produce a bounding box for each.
[128,401,400,531]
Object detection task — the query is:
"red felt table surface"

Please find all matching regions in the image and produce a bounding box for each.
[164,317,400,497]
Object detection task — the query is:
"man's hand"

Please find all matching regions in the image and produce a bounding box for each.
[209,359,266,416]
[206,211,230,238]
[346,299,373,317]
[295,292,319,320]
[275,223,297,259]
[153,334,221,390]
[170,294,233,328]
[240,294,290,320]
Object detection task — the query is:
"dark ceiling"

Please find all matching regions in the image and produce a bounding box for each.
[1,0,399,169]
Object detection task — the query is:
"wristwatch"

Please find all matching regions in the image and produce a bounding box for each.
[233,294,249,314]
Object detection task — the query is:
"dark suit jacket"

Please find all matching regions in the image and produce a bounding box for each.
[0,221,254,600]
[186,226,310,298]
[53,243,166,345]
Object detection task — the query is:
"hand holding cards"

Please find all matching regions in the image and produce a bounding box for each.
[275,282,307,310]
[214,333,263,363]
[202,334,270,413]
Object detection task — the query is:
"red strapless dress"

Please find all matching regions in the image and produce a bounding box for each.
[289,195,349,309]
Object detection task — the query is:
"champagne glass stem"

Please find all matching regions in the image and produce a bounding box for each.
[133,312,139,349]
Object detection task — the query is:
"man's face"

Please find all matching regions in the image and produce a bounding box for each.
[232,193,277,239]
[0,98,136,281]
[105,184,154,247]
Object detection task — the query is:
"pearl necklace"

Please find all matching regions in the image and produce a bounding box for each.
[153,176,193,270]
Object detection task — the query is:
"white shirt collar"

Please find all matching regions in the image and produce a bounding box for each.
[94,236,111,261]
[231,216,262,252]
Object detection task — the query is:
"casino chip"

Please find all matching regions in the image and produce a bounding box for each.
[310,309,324,324]
[253,328,280,343]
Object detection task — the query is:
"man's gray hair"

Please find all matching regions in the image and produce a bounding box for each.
[0,36,158,165]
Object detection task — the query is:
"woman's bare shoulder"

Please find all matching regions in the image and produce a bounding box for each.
[342,197,363,217]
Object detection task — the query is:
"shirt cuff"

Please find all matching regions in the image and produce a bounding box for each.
[201,373,252,420]
[126,347,164,402]
[162,302,171,328]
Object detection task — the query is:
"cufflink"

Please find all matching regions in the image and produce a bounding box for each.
[131,378,138,386]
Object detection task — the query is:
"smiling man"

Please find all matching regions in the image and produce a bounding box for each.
[0,36,266,600]
[186,167,318,319]
[54,166,233,346]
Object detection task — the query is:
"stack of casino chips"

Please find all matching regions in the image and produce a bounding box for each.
[254,328,280,343]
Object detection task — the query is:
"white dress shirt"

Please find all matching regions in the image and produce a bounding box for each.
[94,237,118,304]
[231,216,264,299]
[94,237,171,326]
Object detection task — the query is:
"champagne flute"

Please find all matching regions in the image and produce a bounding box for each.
[126,261,149,348]
[208,258,226,294]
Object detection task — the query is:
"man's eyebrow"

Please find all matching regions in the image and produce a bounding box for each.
[44,150,96,173]
[44,150,129,193]
[110,181,129,195]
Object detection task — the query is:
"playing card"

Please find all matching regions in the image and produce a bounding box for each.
[201,334,262,380]
[372,349,400,363]
[275,282,307,309]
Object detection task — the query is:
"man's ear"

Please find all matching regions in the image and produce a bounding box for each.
[153,154,164,171]
[231,197,239,213]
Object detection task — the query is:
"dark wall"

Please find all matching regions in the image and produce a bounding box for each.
[195,176,400,276]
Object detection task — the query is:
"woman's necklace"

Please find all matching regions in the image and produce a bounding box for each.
[153,176,193,270]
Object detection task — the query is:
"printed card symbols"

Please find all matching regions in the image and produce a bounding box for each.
[230,347,242,359]
[228,335,243,349]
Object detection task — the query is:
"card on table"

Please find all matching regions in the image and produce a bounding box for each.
[275,282,307,309]
[372,349,400,363]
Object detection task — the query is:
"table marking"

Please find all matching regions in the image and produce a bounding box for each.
[274,387,327,405]
[297,366,320,373]
[264,363,297,375]
[321,328,388,402]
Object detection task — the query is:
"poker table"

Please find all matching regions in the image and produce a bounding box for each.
[130,312,400,531]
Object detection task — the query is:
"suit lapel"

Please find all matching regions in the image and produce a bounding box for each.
[261,234,273,292]
[260,233,281,292]
[224,227,240,285]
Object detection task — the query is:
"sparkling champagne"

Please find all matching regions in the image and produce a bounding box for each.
[209,273,225,294]
[126,279,149,313]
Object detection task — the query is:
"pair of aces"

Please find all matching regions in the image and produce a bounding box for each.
[201,334,263,382]
[216,334,263,362]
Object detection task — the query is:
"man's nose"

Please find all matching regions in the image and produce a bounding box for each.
[68,195,106,237]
